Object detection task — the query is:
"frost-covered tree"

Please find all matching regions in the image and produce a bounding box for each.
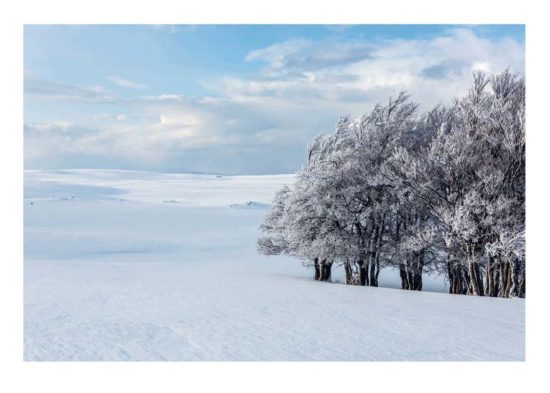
[257,185,292,256]
[384,105,445,290]
[258,70,525,298]
[388,71,525,297]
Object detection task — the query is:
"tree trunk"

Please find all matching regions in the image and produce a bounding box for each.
[462,266,471,295]
[447,260,455,294]
[416,273,423,291]
[374,253,381,286]
[321,261,333,281]
[400,264,407,289]
[448,261,468,295]
[317,260,332,282]
[519,264,526,298]
[503,262,513,298]
[358,260,367,286]
[363,260,370,286]
[369,257,378,287]
[468,261,480,296]
[486,257,495,297]
[400,255,423,291]
[498,262,506,297]
[313,258,320,281]
[509,259,525,298]
[344,261,353,285]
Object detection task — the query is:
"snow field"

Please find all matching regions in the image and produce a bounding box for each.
[24,170,524,361]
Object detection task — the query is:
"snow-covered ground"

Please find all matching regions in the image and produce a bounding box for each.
[24,170,525,361]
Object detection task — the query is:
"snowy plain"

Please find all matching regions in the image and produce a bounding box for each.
[24,169,525,361]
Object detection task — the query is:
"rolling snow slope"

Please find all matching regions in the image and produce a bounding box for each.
[24,170,525,361]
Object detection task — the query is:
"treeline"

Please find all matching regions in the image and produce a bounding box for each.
[258,71,525,298]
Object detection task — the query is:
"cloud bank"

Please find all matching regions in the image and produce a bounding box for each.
[24,28,524,174]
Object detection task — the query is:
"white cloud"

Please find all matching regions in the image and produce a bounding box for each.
[24,28,524,174]
[141,94,185,102]
[245,38,374,77]
[471,61,492,73]
[108,76,147,89]
[24,78,115,103]
[228,28,524,111]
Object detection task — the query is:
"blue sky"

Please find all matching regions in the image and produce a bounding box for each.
[24,25,525,174]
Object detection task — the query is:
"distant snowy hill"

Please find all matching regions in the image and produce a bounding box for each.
[24,170,524,361]
[24,169,294,206]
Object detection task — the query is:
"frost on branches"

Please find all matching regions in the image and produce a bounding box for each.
[258,70,525,298]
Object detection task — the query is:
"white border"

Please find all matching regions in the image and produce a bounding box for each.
[2,1,548,392]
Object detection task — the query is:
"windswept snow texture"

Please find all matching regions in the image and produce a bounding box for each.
[24,170,525,361]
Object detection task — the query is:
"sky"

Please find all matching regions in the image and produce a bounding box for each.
[24,25,525,174]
